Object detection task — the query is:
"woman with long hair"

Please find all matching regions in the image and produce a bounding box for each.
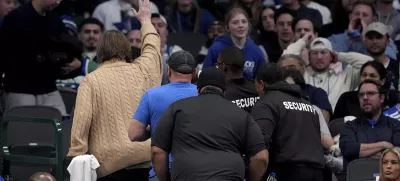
[380,148,400,181]
[203,7,266,80]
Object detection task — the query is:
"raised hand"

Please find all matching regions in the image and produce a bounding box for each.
[131,0,152,23]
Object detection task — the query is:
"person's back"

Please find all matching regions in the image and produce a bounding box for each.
[257,81,324,167]
[166,90,260,181]
[225,78,259,112]
[68,4,162,178]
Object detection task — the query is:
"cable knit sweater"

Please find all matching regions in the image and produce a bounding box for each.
[67,21,162,177]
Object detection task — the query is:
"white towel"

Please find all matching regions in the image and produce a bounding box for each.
[67,155,100,181]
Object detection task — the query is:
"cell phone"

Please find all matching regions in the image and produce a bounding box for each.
[355,19,363,32]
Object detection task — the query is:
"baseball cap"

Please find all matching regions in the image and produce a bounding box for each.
[151,13,167,26]
[167,50,196,74]
[363,22,389,36]
[197,67,227,91]
[310,38,333,52]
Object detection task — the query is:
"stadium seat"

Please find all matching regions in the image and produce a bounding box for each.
[58,88,77,115]
[1,106,64,181]
[167,32,207,57]
[329,118,345,137]
[346,158,380,181]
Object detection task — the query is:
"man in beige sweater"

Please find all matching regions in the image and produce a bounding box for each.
[67,0,162,180]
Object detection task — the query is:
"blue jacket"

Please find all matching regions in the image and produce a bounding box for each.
[203,35,266,80]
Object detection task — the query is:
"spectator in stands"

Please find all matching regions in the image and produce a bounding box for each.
[260,6,276,32]
[92,0,159,32]
[0,0,15,25]
[0,0,83,115]
[257,6,276,61]
[328,1,398,60]
[375,0,399,39]
[318,0,353,38]
[127,29,142,48]
[164,0,215,35]
[282,18,318,65]
[68,1,162,180]
[203,7,266,80]
[363,22,399,90]
[300,0,331,25]
[278,54,332,125]
[196,20,226,71]
[28,172,56,181]
[218,46,259,112]
[150,13,183,85]
[263,10,295,63]
[333,61,400,119]
[251,63,325,180]
[151,67,268,181]
[379,147,400,181]
[303,37,373,110]
[340,79,400,164]
[233,0,262,27]
[275,0,323,27]
[128,50,198,181]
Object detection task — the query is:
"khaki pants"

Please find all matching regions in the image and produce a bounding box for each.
[4,91,67,115]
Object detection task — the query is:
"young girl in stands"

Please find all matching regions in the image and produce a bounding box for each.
[203,7,266,80]
[380,147,400,181]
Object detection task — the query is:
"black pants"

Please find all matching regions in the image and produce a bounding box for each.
[275,166,323,181]
[97,168,149,181]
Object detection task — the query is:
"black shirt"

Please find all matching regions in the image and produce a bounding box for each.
[225,78,260,112]
[340,115,400,163]
[251,81,324,169]
[0,3,68,94]
[152,88,266,181]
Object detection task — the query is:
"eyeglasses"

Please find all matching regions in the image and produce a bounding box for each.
[358,91,380,98]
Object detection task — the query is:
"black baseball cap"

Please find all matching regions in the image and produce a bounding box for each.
[167,50,196,74]
[197,67,227,91]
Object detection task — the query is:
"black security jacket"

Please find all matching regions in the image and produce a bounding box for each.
[251,81,325,169]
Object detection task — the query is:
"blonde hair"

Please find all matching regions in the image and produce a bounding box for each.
[379,147,400,181]
[97,30,132,63]
[225,7,252,35]
[233,0,262,26]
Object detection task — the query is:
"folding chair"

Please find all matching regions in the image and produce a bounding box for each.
[329,118,345,137]
[346,158,380,181]
[1,106,63,181]
[58,88,77,115]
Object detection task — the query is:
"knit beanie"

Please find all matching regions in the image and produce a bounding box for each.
[197,67,226,91]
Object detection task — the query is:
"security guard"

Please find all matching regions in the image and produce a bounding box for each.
[151,67,268,181]
[217,46,260,112]
[251,63,325,181]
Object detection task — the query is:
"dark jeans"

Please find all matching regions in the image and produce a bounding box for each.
[97,168,150,181]
[275,165,323,181]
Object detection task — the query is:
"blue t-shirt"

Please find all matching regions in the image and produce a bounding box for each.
[133,82,198,178]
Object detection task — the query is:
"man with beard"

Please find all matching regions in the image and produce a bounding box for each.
[196,20,226,71]
[363,22,399,90]
[339,79,400,164]
[78,18,104,74]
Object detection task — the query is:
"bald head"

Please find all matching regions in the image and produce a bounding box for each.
[29,172,57,181]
